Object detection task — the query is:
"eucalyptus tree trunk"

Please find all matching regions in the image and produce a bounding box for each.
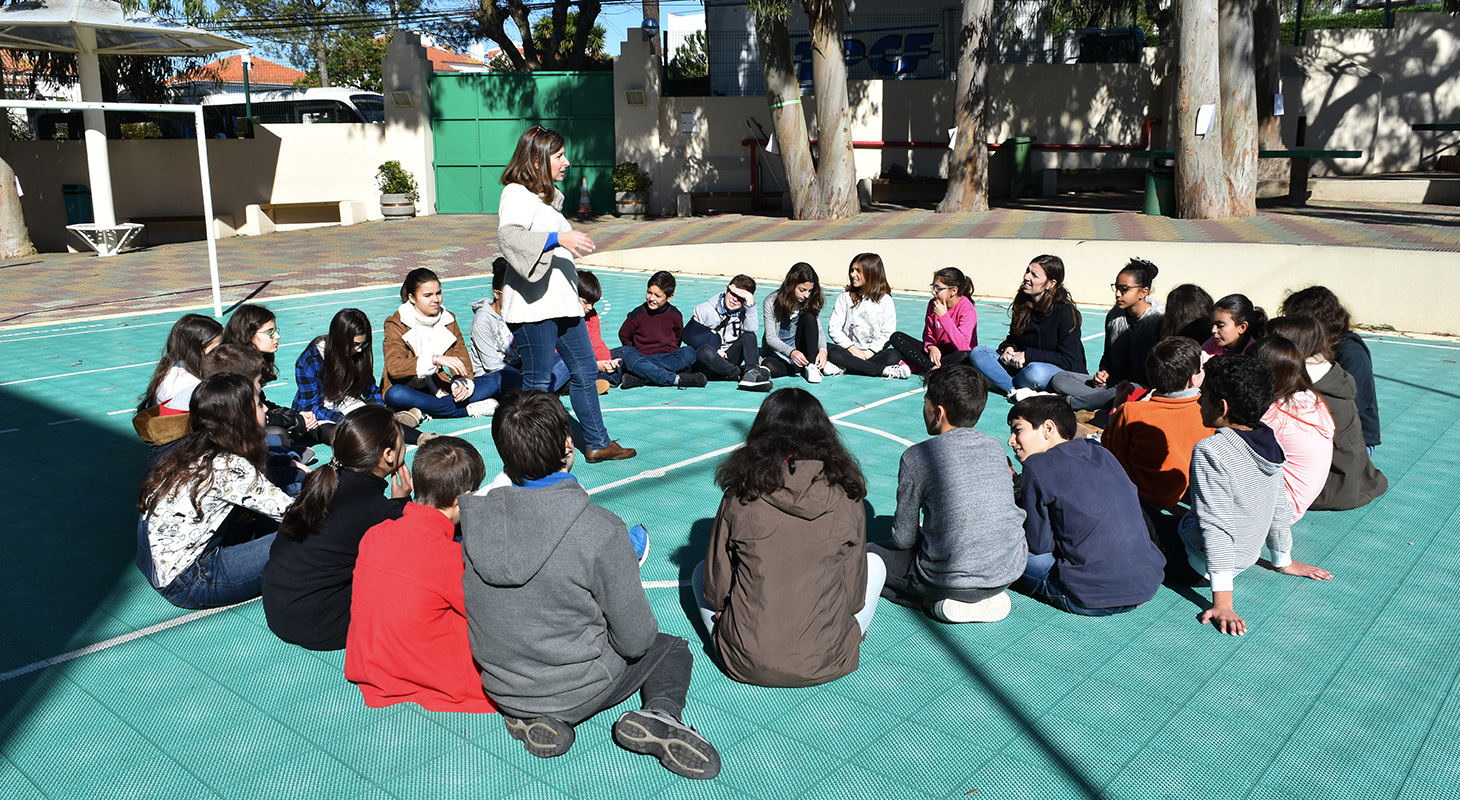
[1176,0,1227,218]
[752,9,818,215]
[803,0,857,218]
[1218,0,1257,216]
[937,0,995,213]
[1253,0,1287,179]
[1,155,37,259]
[315,34,331,87]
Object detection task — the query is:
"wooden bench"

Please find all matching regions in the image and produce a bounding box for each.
[1131,148,1363,209]
[243,200,369,236]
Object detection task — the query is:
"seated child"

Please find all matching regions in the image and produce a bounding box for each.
[460,390,720,779]
[684,274,770,391]
[1101,336,1213,511]
[693,388,886,687]
[1160,355,1332,636]
[617,270,707,389]
[1006,396,1165,616]
[577,270,621,394]
[868,365,1027,623]
[345,436,496,713]
[1251,336,1335,524]
[262,405,411,651]
[469,259,550,408]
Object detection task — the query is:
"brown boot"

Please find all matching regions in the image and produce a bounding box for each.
[585,441,637,463]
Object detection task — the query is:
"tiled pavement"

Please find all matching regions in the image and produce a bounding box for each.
[3,193,1456,328]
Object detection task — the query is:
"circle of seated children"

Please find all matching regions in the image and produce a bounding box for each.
[130,263,1390,779]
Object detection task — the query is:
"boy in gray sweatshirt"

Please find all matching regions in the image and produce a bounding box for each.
[868,365,1028,623]
[460,391,720,779]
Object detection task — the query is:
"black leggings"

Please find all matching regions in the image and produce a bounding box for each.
[888,331,969,373]
[763,310,823,378]
[827,343,903,376]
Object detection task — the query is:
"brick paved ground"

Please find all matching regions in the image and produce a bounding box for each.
[3,193,1456,328]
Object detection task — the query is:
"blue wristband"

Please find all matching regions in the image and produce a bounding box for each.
[543,232,558,252]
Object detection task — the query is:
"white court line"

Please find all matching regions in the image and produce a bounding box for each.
[1,334,340,387]
[0,428,17,434]
[834,420,915,447]
[1369,337,1460,351]
[1081,332,1102,341]
[46,418,79,425]
[0,600,257,683]
[642,580,690,589]
[107,409,132,416]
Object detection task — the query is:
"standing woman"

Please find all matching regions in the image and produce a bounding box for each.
[496,126,634,463]
[293,308,421,446]
[137,373,291,609]
[382,269,500,421]
[889,266,977,375]
[693,388,886,687]
[1048,258,1164,410]
[826,253,905,378]
[970,255,1086,395]
[262,405,411,651]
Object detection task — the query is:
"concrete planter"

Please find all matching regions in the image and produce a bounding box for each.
[614,191,648,219]
[380,193,417,220]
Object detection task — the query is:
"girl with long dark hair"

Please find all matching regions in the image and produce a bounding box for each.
[496,126,634,463]
[1251,336,1335,524]
[693,388,886,687]
[136,373,291,609]
[1160,283,1214,343]
[889,265,977,375]
[826,253,905,378]
[1048,258,1164,410]
[1202,294,1266,363]
[1282,285,1380,452]
[293,308,422,446]
[134,314,223,463]
[223,303,311,490]
[262,405,411,651]
[762,262,836,382]
[969,254,1086,395]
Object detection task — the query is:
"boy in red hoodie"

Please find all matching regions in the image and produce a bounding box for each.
[345,436,496,712]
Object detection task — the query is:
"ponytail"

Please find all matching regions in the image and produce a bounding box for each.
[934,266,973,299]
[278,405,399,540]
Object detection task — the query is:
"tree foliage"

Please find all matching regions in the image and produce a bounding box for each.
[452,0,607,71]
[667,30,707,80]
[294,29,389,90]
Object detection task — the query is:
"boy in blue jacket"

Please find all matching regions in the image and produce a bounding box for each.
[1007,395,1165,616]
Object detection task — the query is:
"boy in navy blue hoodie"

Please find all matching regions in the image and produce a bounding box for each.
[1007,395,1165,616]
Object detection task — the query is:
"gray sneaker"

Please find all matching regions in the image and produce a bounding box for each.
[737,366,772,392]
[504,715,575,758]
[612,709,722,780]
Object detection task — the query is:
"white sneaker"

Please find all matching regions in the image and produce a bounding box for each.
[821,362,845,377]
[932,592,1012,623]
[882,363,912,380]
[1009,388,1058,403]
[466,399,499,418]
[804,363,823,383]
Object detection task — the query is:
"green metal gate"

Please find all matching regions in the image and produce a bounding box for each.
[430,71,615,215]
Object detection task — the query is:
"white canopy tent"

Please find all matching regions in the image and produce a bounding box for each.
[0,0,244,257]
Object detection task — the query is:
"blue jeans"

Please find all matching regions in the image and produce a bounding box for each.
[969,346,1065,394]
[620,345,698,386]
[1012,552,1138,617]
[383,372,504,419]
[510,316,611,450]
[137,514,277,610]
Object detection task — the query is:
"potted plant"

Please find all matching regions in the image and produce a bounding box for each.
[612,161,652,219]
[377,160,419,220]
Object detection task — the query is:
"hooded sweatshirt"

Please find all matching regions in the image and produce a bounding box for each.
[459,475,658,719]
[1309,364,1388,511]
[704,460,866,688]
[1180,425,1294,592]
[469,298,514,376]
[1262,391,1335,524]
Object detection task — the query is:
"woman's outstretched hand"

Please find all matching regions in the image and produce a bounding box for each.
[560,230,595,257]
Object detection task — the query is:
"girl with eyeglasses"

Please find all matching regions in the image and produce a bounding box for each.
[889,266,977,375]
[223,304,312,491]
[969,254,1086,397]
[291,308,423,447]
[1047,258,1164,410]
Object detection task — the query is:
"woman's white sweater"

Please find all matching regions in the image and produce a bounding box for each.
[496,183,584,324]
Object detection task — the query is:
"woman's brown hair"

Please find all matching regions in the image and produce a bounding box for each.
[500,125,566,203]
[1251,335,1320,407]
[773,262,824,321]
[140,314,223,410]
[1010,254,1081,336]
[846,253,893,305]
[222,304,279,383]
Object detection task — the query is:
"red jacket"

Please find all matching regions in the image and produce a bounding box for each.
[345,503,497,713]
[586,310,611,361]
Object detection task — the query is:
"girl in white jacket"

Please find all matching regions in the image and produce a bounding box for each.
[826,253,907,379]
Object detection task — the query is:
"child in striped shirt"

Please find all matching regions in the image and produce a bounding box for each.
[1165,355,1332,636]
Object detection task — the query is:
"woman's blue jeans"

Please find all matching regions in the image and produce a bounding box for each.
[969,346,1065,394]
[510,316,611,451]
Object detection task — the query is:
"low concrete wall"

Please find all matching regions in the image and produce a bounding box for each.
[582,237,1457,337]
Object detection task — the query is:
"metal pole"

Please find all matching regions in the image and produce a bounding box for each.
[1293,0,1304,46]
[241,50,252,127]
[194,107,223,318]
[74,28,118,229]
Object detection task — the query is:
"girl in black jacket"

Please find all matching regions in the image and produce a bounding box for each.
[970,254,1087,395]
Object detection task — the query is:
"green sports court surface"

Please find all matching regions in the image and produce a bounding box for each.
[2,269,1458,799]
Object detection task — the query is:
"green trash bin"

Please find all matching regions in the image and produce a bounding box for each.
[63,184,94,225]
[1006,137,1036,198]
[1144,166,1175,216]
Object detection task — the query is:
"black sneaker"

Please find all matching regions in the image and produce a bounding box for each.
[612,709,721,780]
[737,366,772,393]
[676,372,708,389]
[621,373,646,390]
[504,715,575,758]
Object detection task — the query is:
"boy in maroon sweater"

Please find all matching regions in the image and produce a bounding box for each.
[617,271,707,389]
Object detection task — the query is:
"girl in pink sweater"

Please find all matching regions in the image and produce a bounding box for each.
[1253,336,1335,523]
[889,266,978,374]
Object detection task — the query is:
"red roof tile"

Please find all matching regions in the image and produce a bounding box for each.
[171,54,306,86]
